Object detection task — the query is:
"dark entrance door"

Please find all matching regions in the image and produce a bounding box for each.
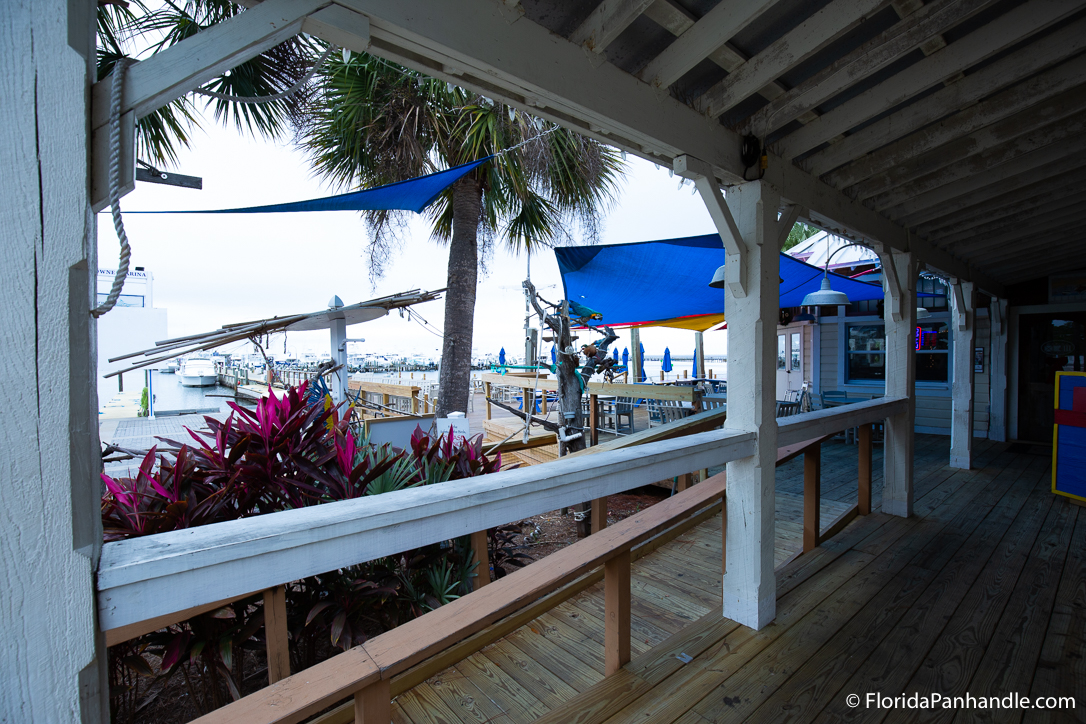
[1017,312,1086,442]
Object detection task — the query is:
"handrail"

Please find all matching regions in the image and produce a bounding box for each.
[190,473,730,724]
[96,427,755,632]
[477,372,699,402]
[777,396,907,447]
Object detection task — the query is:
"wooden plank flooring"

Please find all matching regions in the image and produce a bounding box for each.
[391,436,1082,724]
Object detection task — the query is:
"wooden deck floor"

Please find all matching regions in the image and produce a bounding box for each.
[389,436,1083,723]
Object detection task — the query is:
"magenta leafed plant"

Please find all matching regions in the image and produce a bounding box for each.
[101,382,515,721]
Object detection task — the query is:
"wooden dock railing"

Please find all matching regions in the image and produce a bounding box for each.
[347,379,422,415]
[96,397,906,724]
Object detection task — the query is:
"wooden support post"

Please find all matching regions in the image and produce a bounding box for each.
[381,393,390,411]
[470,529,489,590]
[721,497,727,576]
[877,248,917,518]
[989,297,1008,442]
[354,677,391,724]
[589,394,599,446]
[660,371,665,381]
[803,444,821,553]
[677,473,693,492]
[604,550,631,675]
[263,586,291,684]
[858,423,872,515]
[717,180,779,630]
[411,391,419,414]
[541,390,548,414]
[950,280,976,469]
[591,497,607,533]
[484,381,492,420]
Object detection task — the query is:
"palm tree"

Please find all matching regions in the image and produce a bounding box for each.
[296,54,625,416]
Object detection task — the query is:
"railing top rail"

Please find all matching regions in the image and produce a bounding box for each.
[97,427,755,632]
[190,473,729,724]
[477,372,698,401]
[348,380,420,395]
[777,396,908,448]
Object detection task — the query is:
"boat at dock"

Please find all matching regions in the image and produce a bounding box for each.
[179,357,217,387]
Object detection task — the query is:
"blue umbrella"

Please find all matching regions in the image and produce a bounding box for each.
[622,347,629,367]
[692,348,698,378]
[499,347,506,365]
[639,342,647,382]
[550,345,557,365]
[612,347,619,362]
[662,348,673,373]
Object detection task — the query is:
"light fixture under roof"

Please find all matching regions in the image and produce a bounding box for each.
[801,276,851,307]
[708,264,727,289]
[916,306,931,319]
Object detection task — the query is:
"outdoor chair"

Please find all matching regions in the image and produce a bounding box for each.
[775,400,801,417]
[614,396,636,433]
[657,399,687,425]
[820,390,849,409]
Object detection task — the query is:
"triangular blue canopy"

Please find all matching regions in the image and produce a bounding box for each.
[554,234,885,329]
[131,157,492,215]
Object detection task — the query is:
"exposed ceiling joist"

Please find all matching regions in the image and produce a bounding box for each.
[902,150,1086,227]
[890,138,1086,222]
[742,0,996,138]
[775,0,1079,160]
[569,0,656,52]
[695,0,888,118]
[917,172,1086,237]
[949,208,1082,257]
[861,112,1086,208]
[934,191,1086,246]
[637,0,778,89]
[817,45,1086,185]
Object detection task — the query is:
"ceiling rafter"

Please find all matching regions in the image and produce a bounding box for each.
[946,208,1082,257]
[934,191,1086,247]
[850,89,1086,202]
[917,171,1086,237]
[889,139,1086,222]
[637,0,778,89]
[695,0,889,119]
[740,0,996,139]
[815,42,1086,185]
[774,0,1079,161]
[569,0,656,53]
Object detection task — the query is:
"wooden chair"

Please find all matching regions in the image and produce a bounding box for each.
[613,397,636,434]
[775,400,801,417]
[820,390,848,409]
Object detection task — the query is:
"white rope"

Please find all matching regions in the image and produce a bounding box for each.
[193,44,337,105]
[92,57,134,318]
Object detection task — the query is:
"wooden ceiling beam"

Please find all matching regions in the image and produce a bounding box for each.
[637,0,778,89]
[642,0,811,119]
[774,0,1078,161]
[917,171,1086,237]
[947,208,1082,258]
[816,45,1086,185]
[853,93,1086,204]
[569,0,657,53]
[742,0,997,139]
[695,0,889,118]
[884,135,1086,221]
[979,243,1086,278]
[933,191,1086,248]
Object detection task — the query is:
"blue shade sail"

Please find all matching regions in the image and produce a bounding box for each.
[130,158,492,215]
[555,234,885,330]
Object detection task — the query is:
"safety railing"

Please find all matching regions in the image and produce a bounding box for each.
[97,396,906,724]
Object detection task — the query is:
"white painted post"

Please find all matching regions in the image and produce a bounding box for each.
[950,281,976,468]
[988,297,1009,442]
[878,249,917,517]
[328,295,348,407]
[719,181,779,630]
[695,331,706,379]
[2,1,106,720]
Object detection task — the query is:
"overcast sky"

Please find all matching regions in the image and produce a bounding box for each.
[97,109,729,363]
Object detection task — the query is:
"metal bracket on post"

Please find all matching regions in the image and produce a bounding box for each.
[674,155,747,298]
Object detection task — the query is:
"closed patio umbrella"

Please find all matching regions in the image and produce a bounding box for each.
[499,347,506,365]
[550,345,557,365]
[662,348,673,373]
[692,348,698,377]
[639,342,646,382]
[622,347,629,367]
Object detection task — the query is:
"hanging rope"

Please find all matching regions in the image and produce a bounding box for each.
[193,44,337,104]
[93,57,134,318]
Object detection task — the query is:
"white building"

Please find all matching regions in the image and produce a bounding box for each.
[96,266,168,407]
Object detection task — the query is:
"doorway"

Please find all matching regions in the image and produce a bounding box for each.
[1016,312,1086,443]
[776,327,804,399]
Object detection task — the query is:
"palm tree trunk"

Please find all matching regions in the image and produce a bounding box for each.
[435,177,482,418]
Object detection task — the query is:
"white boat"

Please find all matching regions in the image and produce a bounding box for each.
[179,358,217,387]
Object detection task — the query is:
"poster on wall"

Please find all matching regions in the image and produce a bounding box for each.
[1049,272,1086,304]
[1052,371,1086,503]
